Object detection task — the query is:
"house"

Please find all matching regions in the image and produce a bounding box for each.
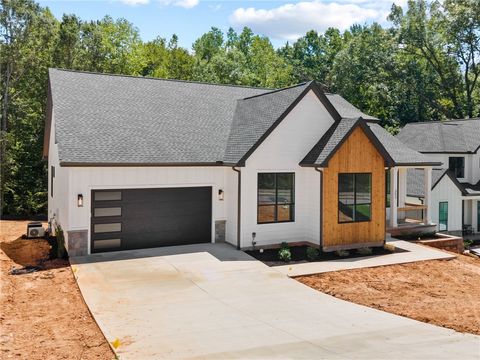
[397,119,480,235]
[44,69,440,256]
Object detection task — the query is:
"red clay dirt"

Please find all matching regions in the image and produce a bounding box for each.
[0,220,115,360]
[296,255,480,336]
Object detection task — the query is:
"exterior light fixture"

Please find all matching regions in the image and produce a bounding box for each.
[77,194,83,207]
[218,189,224,201]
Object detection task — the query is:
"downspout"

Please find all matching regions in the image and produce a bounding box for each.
[232,166,241,250]
[314,167,323,250]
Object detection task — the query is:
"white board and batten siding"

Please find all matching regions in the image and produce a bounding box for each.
[240,90,335,248]
[66,166,235,253]
[426,153,480,184]
[48,114,70,233]
[430,175,463,232]
[49,90,334,252]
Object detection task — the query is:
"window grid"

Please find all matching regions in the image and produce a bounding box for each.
[257,173,295,224]
[338,173,372,223]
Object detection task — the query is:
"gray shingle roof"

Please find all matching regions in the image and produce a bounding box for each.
[325,94,378,121]
[224,83,310,164]
[397,119,480,153]
[406,168,473,197]
[301,118,359,166]
[368,123,441,166]
[407,169,448,197]
[301,118,441,167]
[47,69,413,166]
[49,69,267,165]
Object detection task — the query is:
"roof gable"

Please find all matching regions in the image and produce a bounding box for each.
[45,69,387,166]
[301,118,395,167]
[407,168,466,197]
[224,81,342,165]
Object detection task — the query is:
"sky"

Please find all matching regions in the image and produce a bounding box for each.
[37,0,407,48]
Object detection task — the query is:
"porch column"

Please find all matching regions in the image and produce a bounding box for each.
[389,167,398,227]
[471,200,477,233]
[398,168,407,208]
[423,167,432,224]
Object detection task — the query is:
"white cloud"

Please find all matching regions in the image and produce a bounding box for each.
[158,0,199,9]
[120,0,150,5]
[230,0,389,41]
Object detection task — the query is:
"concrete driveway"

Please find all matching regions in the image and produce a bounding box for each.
[71,243,480,360]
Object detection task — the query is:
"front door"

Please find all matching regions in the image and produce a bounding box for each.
[439,201,448,232]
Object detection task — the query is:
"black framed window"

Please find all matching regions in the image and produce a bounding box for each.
[338,173,372,223]
[257,173,294,224]
[449,157,465,178]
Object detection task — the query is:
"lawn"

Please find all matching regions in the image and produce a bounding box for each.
[296,255,480,335]
[0,220,114,360]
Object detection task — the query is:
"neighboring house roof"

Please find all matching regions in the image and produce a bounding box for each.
[397,118,480,154]
[45,68,436,167]
[407,168,469,197]
[460,181,480,196]
[300,118,440,167]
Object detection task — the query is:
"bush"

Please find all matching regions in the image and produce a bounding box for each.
[280,241,289,249]
[357,247,373,256]
[464,239,473,249]
[55,225,67,259]
[335,249,349,257]
[278,248,291,262]
[384,243,396,253]
[306,246,319,261]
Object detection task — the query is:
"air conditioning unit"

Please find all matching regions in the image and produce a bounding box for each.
[27,222,45,238]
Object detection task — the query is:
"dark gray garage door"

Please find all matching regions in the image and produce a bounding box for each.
[91,187,212,253]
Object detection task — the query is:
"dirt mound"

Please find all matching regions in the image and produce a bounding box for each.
[0,220,114,359]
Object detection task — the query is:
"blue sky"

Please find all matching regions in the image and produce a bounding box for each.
[38,0,406,49]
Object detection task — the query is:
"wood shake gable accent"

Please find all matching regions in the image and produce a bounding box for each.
[322,125,386,251]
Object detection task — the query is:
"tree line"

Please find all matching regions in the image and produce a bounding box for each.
[0,0,479,216]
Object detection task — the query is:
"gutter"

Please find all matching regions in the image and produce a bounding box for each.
[314,167,323,249]
[232,166,241,250]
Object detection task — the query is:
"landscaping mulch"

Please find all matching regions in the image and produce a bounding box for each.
[296,255,480,336]
[0,220,115,360]
[246,245,403,267]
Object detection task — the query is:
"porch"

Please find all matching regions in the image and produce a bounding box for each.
[461,197,480,240]
[386,167,436,237]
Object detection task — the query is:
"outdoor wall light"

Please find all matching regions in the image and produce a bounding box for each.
[77,194,83,207]
[218,189,224,201]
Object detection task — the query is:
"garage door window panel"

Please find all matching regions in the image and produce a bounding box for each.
[94,191,122,201]
[94,207,122,217]
[94,239,121,250]
[94,223,122,233]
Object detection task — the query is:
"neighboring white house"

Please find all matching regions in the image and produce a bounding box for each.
[44,69,439,256]
[397,119,480,235]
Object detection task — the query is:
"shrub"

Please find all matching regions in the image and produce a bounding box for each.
[335,249,349,257]
[280,241,289,249]
[384,243,396,253]
[55,225,67,259]
[278,248,291,262]
[306,246,319,261]
[357,247,373,256]
[464,239,473,249]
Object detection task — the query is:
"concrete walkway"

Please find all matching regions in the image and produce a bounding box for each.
[71,244,479,360]
[275,240,456,277]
